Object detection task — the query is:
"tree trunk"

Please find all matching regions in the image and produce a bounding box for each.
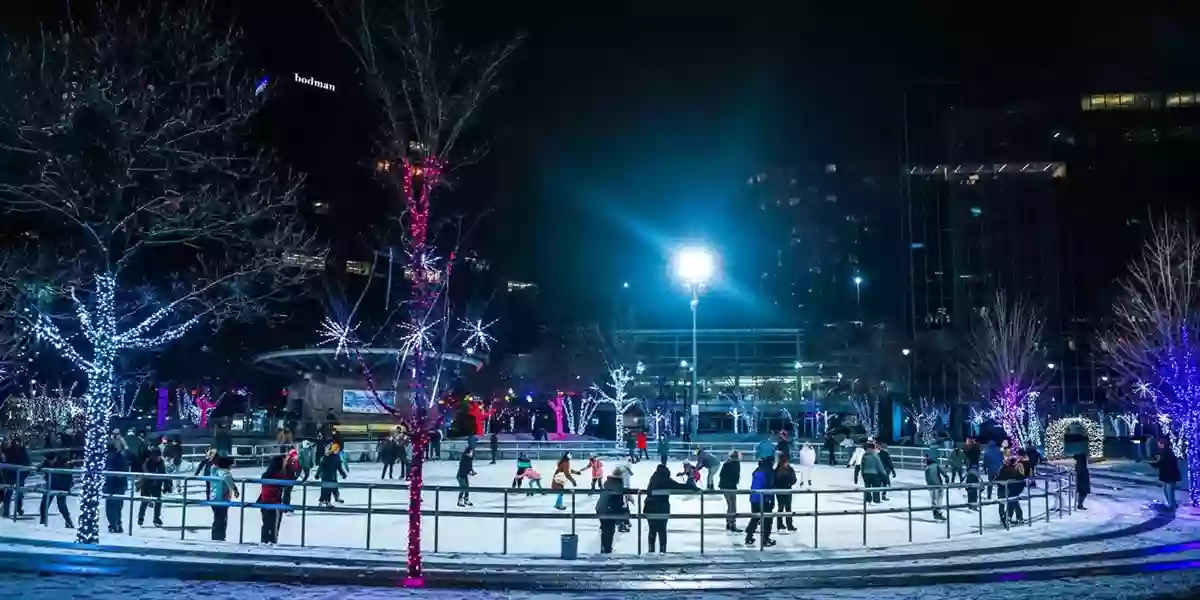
[1186,422,1200,507]
[405,428,427,584]
[77,353,114,544]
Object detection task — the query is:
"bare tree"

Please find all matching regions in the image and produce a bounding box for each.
[906,397,945,446]
[1100,217,1200,503]
[315,1,517,577]
[965,291,1048,449]
[0,2,316,544]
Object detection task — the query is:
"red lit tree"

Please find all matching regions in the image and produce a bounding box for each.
[317,0,517,583]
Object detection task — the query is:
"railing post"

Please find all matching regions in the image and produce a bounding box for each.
[571,489,576,536]
[42,473,50,528]
[978,483,984,535]
[434,488,440,553]
[238,480,246,544]
[502,491,509,555]
[300,481,308,547]
[1044,476,1050,523]
[1026,481,1032,526]
[699,489,705,554]
[636,492,642,555]
[180,477,188,541]
[366,486,373,549]
[759,496,765,551]
[906,488,912,542]
[862,487,867,546]
[813,491,819,548]
[128,475,135,536]
[944,482,951,539]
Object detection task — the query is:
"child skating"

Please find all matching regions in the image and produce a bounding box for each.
[587,455,605,492]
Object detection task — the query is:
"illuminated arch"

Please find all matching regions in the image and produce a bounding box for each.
[1045,417,1104,460]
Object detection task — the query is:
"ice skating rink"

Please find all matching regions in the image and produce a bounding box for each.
[6,457,1073,556]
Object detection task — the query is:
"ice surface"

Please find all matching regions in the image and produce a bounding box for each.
[0,457,1144,559]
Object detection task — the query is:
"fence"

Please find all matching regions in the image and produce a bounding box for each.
[0,458,1074,557]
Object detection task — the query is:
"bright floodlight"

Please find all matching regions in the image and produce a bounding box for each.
[854,276,863,285]
[674,246,715,285]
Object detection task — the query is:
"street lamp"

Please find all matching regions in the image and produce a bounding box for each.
[853,275,863,315]
[673,245,715,440]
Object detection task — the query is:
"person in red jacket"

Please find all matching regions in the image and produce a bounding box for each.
[258,456,287,545]
[282,447,301,512]
[636,431,649,461]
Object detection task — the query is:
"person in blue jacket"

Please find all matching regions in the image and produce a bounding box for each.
[744,457,776,547]
[755,433,778,462]
[982,440,1004,500]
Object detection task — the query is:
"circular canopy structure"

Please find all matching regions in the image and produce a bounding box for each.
[252,347,483,379]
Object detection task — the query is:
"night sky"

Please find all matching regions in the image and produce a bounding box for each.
[5,1,1198,328]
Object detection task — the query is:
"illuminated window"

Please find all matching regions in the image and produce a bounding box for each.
[1167,93,1197,107]
[970,206,982,217]
[506,281,537,292]
[282,252,324,270]
[825,164,837,173]
[345,260,371,276]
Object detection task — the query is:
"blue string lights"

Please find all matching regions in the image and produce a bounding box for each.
[30,273,204,543]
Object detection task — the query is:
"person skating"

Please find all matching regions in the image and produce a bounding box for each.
[644,463,696,553]
[797,443,816,487]
[1152,439,1181,511]
[551,453,581,510]
[823,435,838,466]
[586,455,605,492]
[137,448,168,527]
[718,451,743,533]
[334,442,350,502]
[282,446,301,511]
[997,457,1026,526]
[964,467,981,510]
[104,442,129,534]
[878,443,897,501]
[208,454,238,541]
[859,444,887,504]
[36,452,74,528]
[963,438,981,470]
[657,434,671,465]
[378,435,398,479]
[756,433,777,462]
[676,462,702,485]
[164,438,183,474]
[258,456,287,545]
[948,447,966,483]
[457,449,477,507]
[848,443,866,485]
[489,432,500,465]
[1024,444,1041,488]
[511,453,532,490]
[625,432,638,463]
[636,431,649,461]
[923,454,948,521]
[398,435,412,480]
[430,429,443,461]
[298,440,315,482]
[6,438,30,517]
[775,430,792,460]
[774,453,798,533]
[521,466,544,496]
[982,441,1004,499]
[317,444,347,508]
[745,457,776,547]
[1073,453,1091,510]
[697,448,721,491]
[594,469,626,554]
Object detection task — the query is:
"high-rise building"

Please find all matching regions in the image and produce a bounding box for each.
[904,84,1200,411]
[745,161,896,328]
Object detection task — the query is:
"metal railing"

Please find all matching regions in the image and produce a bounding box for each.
[0,460,1073,556]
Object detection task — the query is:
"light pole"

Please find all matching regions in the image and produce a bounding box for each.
[673,245,715,441]
[853,275,863,317]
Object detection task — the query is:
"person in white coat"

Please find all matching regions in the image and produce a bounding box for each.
[798,443,816,487]
[848,444,866,485]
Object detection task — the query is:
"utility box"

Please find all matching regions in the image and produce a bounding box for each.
[560,534,578,560]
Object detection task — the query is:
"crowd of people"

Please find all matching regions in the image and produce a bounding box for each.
[0,421,1189,556]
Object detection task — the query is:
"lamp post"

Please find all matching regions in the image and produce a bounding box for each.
[853,275,863,316]
[673,245,715,441]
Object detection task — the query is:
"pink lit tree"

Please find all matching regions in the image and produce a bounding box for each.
[318,0,517,583]
[966,291,1048,449]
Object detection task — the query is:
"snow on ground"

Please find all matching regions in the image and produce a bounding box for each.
[2,458,1089,556]
[2,572,1200,600]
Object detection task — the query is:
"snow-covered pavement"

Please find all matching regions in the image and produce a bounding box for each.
[2,571,1200,600]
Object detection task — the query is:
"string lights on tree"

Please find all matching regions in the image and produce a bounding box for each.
[966,291,1049,449]
[592,365,641,446]
[0,2,318,544]
[1100,218,1200,505]
[850,395,880,439]
[459,317,497,355]
[906,397,944,446]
